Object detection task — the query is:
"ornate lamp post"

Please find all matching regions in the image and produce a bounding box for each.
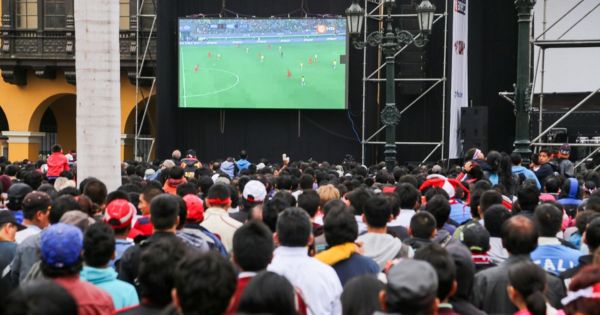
[346,0,436,171]
[513,0,536,158]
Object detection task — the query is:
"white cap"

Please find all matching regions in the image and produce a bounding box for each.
[243,180,267,202]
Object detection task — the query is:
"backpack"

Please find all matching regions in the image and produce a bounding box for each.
[181,158,199,179]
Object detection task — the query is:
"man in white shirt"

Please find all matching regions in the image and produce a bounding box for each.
[268,207,342,315]
[483,204,511,264]
[200,184,242,252]
[16,192,51,244]
[388,183,421,229]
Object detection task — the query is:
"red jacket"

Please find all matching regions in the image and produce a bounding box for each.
[54,276,114,315]
[47,152,70,177]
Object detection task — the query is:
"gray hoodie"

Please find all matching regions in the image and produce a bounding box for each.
[357,233,412,269]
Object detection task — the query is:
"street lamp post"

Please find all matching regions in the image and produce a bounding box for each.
[513,0,536,158]
[346,0,435,171]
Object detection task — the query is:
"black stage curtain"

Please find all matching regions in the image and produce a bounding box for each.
[156,0,517,164]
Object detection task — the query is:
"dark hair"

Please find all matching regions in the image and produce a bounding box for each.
[169,166,185,180]
[23,171,43,190]
[276,207,312,247]
[262,197,288,232]
[141,185,163,203]
[49,195,81,224]
[324,207,358,246]
[237,271,298,315]
[585,196,600,212]
[425,195,451,229]
[483,204,511,237]
[150,194,180,230]
[479,190,503,213]
[56,186,79,198]
[82,178,108,206]
[585,217,600,252]
[517,184,540,211]
[51,144,62,153]
[207,184,231,207]
[511,152,523,165]
[23,194,51,221]
[382,192,401,217]
[544,176,561,193]
[273,190,296,208]
[138,238,188,306]
[106,190,130,205]
[297,190,320,218]
[395,183,420,209]
[277,175,293,190]
[346,187,374,215]
[233,220,274,272]
[322,199,347,219]
[176,182,197,197]
[501,216,538,255]
[508,261,547,315]
[197,176,214,194]
[341,276,384,315]
[299,174,314,190]
[424,187,450,202]
[410,211,437,239]
[534,203,563,237]
[40,258,83,278]
[565,265,600,315]
[3,280,77,315]
[363,196,391,228]
[83,222,115,267]
[414,243,456,301]
[174,252,236,315]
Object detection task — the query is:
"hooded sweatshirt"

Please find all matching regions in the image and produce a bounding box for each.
[80,266,139,310]
[220,161,236,178]
[236,159,250,174]
[512,165,541,189]
[357,233,411,269]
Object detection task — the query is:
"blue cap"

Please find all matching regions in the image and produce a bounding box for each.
[41,223,83,268]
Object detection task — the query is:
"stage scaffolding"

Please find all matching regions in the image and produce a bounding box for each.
[500,0,600,170]
[359,0,449,166]
[134,0,157,162]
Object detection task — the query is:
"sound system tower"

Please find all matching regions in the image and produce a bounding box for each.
[460,107,488,153]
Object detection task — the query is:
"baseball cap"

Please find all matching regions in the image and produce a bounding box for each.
[40,223,83,268]
[459,221,490,252]
[183,194,204,222]
[0,210,26,230]
[60,211,96,232]
[243,180,267,202]
[103,199,136,230]
[7,183,33,201]
[22,191,52,212]
[560,143,571,155]
[386,259,438,302]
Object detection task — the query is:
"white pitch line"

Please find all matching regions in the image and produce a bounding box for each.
[180,48,188,108]
[185,68,240,98]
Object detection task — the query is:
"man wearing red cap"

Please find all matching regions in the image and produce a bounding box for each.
[103,198,136,268]
[178,194,228,256]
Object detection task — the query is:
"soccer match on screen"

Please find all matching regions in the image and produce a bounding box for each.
[178,18,347,109]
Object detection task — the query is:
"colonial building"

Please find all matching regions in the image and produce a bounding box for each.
[0,0,156,161]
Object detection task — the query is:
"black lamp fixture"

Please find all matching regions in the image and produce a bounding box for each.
[345,0,436,171]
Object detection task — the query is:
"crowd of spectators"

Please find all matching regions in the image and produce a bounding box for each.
[1,144,600,315]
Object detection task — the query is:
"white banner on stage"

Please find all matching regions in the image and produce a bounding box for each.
[448,0,468,159]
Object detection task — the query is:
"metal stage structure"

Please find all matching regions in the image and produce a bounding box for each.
[500,0,600,170]
[359,0,449,166]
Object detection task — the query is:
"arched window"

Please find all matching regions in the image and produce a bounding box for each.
[44,0,65,29]
[120,0,130,30]
[16,0,38,29]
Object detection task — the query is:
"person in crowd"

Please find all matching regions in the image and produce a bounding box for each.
[534,149,556,184]
[2,280,78,315]
[178,193,227,256]
[453,189,503,238]
[459,221,496,271]
[268,207,343,315]
[376,259,439,315]
[46,144,70,183]
[558,177,583,217]
[346,187,373,234]
[403,211,437,251]
[130,185,163,239]
[170,252,236,315]
[447,243,486,315]
[40,223,114,314]
[414,244,460,315]
[298,189,324,236]
[514,184,541,219]
[472,216,565,314]
[231,179,266,223]
[163,166,187,195]
[118,194,187,286]
[237,271,299,315]
[200,183,242,252]
[82,178,108,213]
[316,207,379,285]
[180,149,202,179]
[220,157,237,179]
[357,196,412,268]
[511,152,541,189]
[382,192,409,240]
[102,198,136,268]
[507,261,549,315]
[15,192,51,244]
[561,265,600,315]
[341,275,384,315]
[6,183,33,224]
[566,209,600,249]
[425,194,461,246]
[390,183,420,229]
[117,238,188,314]
[0,211,25,273]
[530,203,582,275]
[483,204,512,263]
[557,144,575,178]
[561,216,600,284]
[80,223,139,310]
[236,150,251,175]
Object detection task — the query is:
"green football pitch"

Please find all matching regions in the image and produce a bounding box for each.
[178,41,346,109]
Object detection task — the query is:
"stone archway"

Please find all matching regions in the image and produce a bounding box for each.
[123,96,156,161]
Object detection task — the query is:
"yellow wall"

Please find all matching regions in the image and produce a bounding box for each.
[0,70,154,161]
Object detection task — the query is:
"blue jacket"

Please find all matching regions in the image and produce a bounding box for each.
[530,238,582,275]
[449,201,471,225]
[332,253,379,286]
[81,266,139,310]
[236,159,250,175]
[512,165,541,189]
[220,161,236,178]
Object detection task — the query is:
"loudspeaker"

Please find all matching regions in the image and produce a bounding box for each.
[460,107,488,153]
